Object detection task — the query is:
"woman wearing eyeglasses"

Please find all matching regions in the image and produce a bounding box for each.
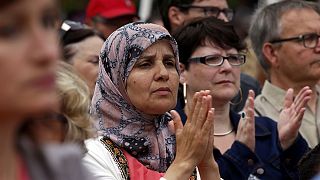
[173,17,311,180]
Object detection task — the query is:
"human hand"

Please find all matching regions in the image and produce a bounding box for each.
[236,90,255,152]
[170,91,214,168]
[278,86,312,150]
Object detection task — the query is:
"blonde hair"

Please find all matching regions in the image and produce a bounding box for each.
[56,61,95,150]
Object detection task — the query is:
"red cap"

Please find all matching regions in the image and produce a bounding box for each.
[86,0,136,21]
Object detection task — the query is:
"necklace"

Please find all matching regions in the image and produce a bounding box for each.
[214,129,234,136]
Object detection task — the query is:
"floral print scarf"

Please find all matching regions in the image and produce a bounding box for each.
[91,22,180,172]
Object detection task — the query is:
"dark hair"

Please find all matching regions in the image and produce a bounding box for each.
[158,0,194,32]
[60,20,104,61]
[173,16,246,69]
[0,0,18,9]
[298,144,320,180]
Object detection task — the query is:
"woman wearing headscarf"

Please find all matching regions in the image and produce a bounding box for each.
[83,22,220,180]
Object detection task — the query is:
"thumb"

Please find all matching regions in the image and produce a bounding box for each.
[170,110,183,134]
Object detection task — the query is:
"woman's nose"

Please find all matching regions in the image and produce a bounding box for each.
[29,26,59,65]
[220,58,233,70]
[155,62,169,81]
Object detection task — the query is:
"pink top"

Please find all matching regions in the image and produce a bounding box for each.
[123,150,164,180]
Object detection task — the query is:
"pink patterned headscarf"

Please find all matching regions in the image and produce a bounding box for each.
[91,22,179,172]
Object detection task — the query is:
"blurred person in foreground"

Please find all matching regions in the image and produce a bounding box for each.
[85,0,138,39]
[60,20,104,97]
[23,61,94,153]
[250,0,320,148]
[174,16,311,179]
[158,0,261,116]
[83,22,221,180]
[0,0,91,179]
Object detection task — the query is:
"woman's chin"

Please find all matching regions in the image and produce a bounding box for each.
[22,94,59,116]
[144,102,176,116]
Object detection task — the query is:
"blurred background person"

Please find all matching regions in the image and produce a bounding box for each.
[23,61,95,153]
[60,20,104,97]
[85,0,139,39]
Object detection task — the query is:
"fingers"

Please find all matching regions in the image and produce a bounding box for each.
[190,95,202,126]
[236,90,256,151]
[195,95,212,129]
[283,88,294,109]
[170,110,183,135]
[293,87,312,112]
[202,107,214,135]
[186,92,200,124]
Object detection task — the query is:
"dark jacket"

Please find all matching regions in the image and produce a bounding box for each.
[215,112,309,180]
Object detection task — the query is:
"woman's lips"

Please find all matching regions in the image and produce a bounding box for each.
[153,87,172,95]
[215,80,233,84]
[31,73,56,90]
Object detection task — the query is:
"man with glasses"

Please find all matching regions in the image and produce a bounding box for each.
[158,0,261,120]
[159,0,233,33]
[249,1,320,148]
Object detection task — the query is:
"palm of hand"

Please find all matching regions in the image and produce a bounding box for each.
[278,87,311,150]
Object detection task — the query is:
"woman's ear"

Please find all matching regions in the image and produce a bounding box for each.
[179,63,187,84]
[168,6,186,30]
[262,42,280,68]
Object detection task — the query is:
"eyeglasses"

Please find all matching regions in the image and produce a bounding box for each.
[176,4,234,21]
[188,54,246,66]
[270,33,320,49]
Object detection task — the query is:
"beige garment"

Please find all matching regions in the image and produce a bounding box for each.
[254,80,320,148]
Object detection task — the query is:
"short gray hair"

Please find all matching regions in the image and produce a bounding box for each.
[249,1,320,75]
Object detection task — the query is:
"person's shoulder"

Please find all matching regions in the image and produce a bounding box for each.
[85,136,109,157]
[240,73,261,92]
[83,137,124,180]
[42,143,92,180]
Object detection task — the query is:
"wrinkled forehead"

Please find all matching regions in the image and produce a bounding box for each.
[280,8,320,35]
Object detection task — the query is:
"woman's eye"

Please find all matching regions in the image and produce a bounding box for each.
[139,62,151,67]
[89,57,99,64]
[165,61,175,67]
[0,24,20,39]
[42,13,58,29]
[136,60,152,68]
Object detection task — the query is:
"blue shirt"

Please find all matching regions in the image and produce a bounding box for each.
[214,112,309,180]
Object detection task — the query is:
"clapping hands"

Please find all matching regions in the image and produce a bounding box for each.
[278,86,312,150]
[236,90,256,152]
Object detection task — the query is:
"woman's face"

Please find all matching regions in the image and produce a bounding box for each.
[0,0,60,117]
[182,41,241,103]
[69,36,104,96]
[126,40,179,115]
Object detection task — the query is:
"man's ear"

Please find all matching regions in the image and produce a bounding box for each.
[262,42,280,68]
[179,63,187,84]
[168,6,185,30]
